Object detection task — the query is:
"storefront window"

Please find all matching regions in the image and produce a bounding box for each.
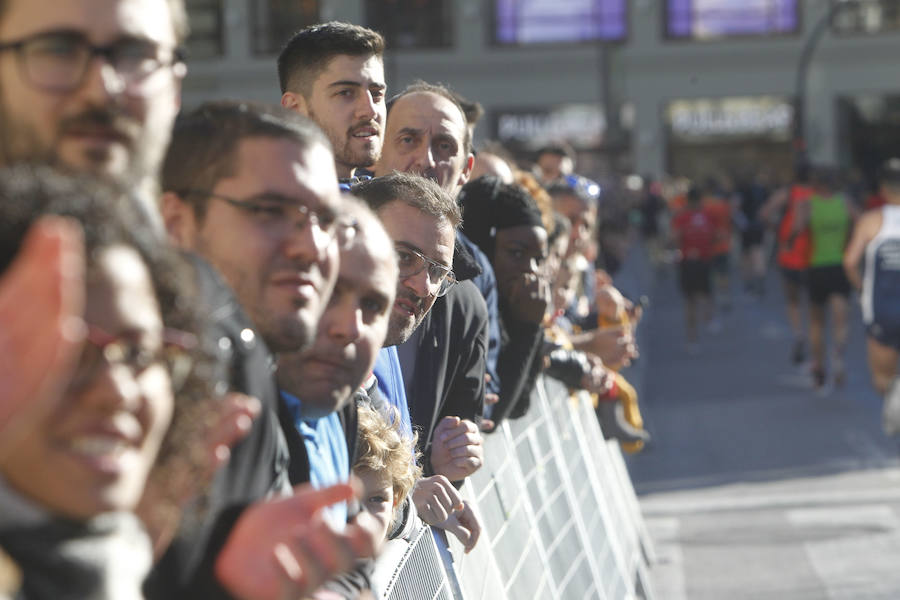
[184,0,224,58]
[832,0,900,34]
[365,0,453,49]
[666,0,799,40]
[252,0,319,55]
[493,0,627,45]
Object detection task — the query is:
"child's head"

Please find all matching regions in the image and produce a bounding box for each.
[353,402,421,540]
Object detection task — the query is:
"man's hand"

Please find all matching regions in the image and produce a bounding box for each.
[436,500,482,553]
[429,417,483,481]
[216,483,380,600]
[0,217,85,460]
[412,475,464,526]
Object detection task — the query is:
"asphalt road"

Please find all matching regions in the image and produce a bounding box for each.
[619,247,900,599]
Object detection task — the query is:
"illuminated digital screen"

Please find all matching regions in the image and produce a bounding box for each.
[494,0,627,44]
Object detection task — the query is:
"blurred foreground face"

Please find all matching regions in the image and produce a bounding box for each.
[375,91,471,194]
[186,138,341,353]
[356,466,394,542]
[277,216,397,418]
[0,245,173,519]
[0,0,184,181]
[376,200,455,346]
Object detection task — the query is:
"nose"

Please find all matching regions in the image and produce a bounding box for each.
[401,268,431,299]
[79,57,126,104]
[356,91,378,121]
[328,304,362,343]
[284,214,331,265]
[412,141,436,173]
[84,362,143,414]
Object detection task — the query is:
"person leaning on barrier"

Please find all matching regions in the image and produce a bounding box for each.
[0,166,213,599]
[278,21,386,182]
[458,176,551,424]
[352,172,483,548]
[156,101,379,600]
[373,80,502,424]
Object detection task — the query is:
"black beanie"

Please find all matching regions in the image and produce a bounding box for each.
[459,176,544,258]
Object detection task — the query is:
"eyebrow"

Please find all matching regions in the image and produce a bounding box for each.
[328,80,386,90]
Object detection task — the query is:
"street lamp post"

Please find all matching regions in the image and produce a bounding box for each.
[793,0,861,174]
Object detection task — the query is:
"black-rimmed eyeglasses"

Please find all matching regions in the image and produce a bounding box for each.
[179,189,357,248]
[0,30,185,93]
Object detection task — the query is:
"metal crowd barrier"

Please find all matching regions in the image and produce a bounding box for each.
[372,374,657,600]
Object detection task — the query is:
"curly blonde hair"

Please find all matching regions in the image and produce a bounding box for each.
[354,403,421,509]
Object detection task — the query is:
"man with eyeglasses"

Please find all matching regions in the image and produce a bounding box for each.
[0,0,185,221]
[155,101,383,599]
[352,173,485,546]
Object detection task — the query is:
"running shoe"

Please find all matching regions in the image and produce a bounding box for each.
[811,365,826,391]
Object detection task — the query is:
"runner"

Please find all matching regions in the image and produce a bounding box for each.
[762,165,814,365]
[843,158,900,432]
[671,186,716,352]
[796,167,856,391]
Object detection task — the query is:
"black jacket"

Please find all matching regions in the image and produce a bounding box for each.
[402,279,488,478]
[145,256,291,600]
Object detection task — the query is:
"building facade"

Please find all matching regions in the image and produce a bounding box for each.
[183,0,900,185]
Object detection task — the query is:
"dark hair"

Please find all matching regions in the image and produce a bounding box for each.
[387,80,472,156]
[536,142,575,162]
[546,179,593,207]
[450,90,484,127]
[161,101,331,219]
[277,21,384,95]
[0,165,212,487]
[351,171,461,229]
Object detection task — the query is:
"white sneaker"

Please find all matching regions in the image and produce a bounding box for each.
[883,378,900,436]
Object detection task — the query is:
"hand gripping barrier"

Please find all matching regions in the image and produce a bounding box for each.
[372,374,657,600]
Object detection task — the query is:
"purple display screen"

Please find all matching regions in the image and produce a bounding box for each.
[495,0,627,44]
[667,0,798,39]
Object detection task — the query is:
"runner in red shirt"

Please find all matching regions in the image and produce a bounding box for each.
[671,186,716,352]
[762,167,814,365]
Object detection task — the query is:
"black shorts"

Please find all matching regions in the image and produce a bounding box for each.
[780,267,808,288]
[741,225,765,249]
[680,259,712,296]
[711,253,730,276]
[807,265,851,306]
[867,321,900,351]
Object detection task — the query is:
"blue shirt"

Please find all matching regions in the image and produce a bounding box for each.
[372,346,413,438]
[280,391,349,529]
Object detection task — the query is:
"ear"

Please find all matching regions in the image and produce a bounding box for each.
[160,191,199,250]
[457,153,475,188]
[281,91,308,116]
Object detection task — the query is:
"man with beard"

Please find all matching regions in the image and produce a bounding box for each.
[278,21,385,182]
[0,0,186,227]
[275,198,397,598]
[157,101,378,599]
[352,174,484,547]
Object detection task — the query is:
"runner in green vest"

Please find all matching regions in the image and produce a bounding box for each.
[795,166,858,392]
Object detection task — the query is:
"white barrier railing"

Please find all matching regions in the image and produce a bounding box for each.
[373,374,656,600]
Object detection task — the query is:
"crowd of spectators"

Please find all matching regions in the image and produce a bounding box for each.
[0,5,649,599]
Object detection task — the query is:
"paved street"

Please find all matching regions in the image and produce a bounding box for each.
[619,248,900,599]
